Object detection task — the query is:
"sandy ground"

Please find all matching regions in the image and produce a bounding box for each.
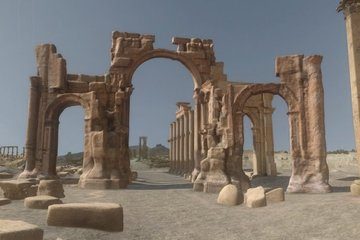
[1,160,360,240]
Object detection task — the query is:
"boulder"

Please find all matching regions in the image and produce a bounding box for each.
[47,203,123,231]
[244,186,266,208]
[0,180,37,200]
[24,195,63,209]
[0,198,11,206]
[350,181,360,196]
[0,219,43,240]
[265,188,285,203]
[37,180,65,198]
[217,184,243,206]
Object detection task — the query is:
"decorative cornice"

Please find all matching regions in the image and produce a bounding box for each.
[337,0,360,13]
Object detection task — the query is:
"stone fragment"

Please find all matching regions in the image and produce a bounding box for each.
[47,203,123,231]
[0,198,11,206]
[0,219,43,240]
[244,186,266,208]
[37,180,65,198]
[0,172,14,179]
[217,184,243,206]
[350,182,360,196]
[24,195,63,209]
[265,188,285,203]
[0,180,37,200]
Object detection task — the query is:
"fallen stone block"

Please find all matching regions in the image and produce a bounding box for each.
[0,198,11,206]
[217,184,243,206]
[37,180,65,198]
[244,186,266,208]
[24,195,63,209]
[47,203,123,231]
[0,180,37,200]
[0,219,43,240]
[350,182,360,196]
[265,188,285,203]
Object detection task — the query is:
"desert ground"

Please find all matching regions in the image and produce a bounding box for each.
[1,153,360,240]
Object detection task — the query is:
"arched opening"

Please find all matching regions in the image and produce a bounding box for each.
[128,57,195,188]
[272,95,291,173]
[233,84,295,189]
[57,106,85,176]
[42,94,90,176]
[242,115,255,175]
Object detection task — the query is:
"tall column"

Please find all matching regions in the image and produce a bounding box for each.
[23,76,41,173]
[184,111,190,176]
[176,119,181,173]
[179,116,184,174]
[169,123,173,172]
[191,94,202,181]
[172,122,177,173]
[263,107,277,176]
[338,1,360,172]
[189,110,195,175]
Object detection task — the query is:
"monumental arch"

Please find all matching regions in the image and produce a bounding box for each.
[20,31,331,193]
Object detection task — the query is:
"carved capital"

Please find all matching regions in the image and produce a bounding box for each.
[337,0,360,15]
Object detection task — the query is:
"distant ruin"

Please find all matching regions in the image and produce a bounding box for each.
[20,31,331,193]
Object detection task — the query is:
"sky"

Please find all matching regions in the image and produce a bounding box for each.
[0,0,353,155]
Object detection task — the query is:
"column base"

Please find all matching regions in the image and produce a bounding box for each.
[287,175,332,193]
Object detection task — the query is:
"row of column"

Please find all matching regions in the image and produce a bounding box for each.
[0,146,24,157]
[169,107,195,177]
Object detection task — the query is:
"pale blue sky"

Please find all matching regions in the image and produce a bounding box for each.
[0,0,353,154]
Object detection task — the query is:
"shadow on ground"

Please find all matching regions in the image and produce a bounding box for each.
[128,182,193,190]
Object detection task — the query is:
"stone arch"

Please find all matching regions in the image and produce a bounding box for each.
[233,83,298,113]
[45,93,91,121]
[42,93,91,177]
[127,49,203,89]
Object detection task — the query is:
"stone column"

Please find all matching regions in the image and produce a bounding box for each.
[184,111,190,176]
[252,127,262,176]
[263,105,277,176]
[22,76,41,174]
[172,122,176,173]
[338,1,360,173]
[191,94,202,181]
[169,123,173,172]
[176,119,181,174]
[42,119,60,177]
[189,110,195,176]
[179,116,184,174]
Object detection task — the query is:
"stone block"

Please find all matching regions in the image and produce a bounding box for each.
[350,182,360,196]
[0,180,37,200]
[244,186,266,208]
[24,195,63,209]
[37,180,65,198]
[0,219,43,240]
[265,188,285,203]
[217,184,243,206]
[47,203,123,231]
[0,198,11,206]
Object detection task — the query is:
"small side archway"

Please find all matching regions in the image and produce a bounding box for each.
[41,93,92,177]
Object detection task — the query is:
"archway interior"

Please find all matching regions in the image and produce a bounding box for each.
[129,58,194,184]
[57,105,85,166]
[242,115,255,173]
[272,95,291,171]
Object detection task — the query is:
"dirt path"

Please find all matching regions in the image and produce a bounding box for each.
[0,167,360,239]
